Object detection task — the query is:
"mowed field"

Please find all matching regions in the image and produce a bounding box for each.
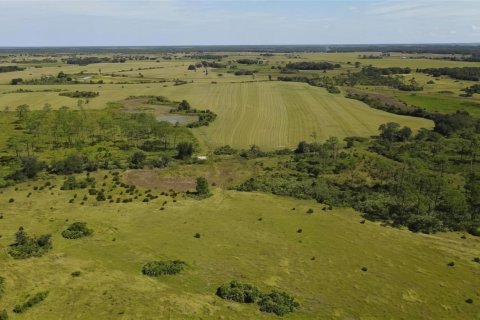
[163,81,433,149]
[0,176,480,319]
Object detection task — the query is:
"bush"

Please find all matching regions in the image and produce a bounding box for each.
[216,281,262,303]
[258,291,300,316]
[8,227,52,259]
[0,276,4,299]
[61,222,93,239]
[177,142,194,159]
[13,291,49,314]
[61,176,92,190]
[0,310,7,320]
[196,177,210,196]
[129,151,146,169]
[71,271,81,277]
[142,260,186,276]
[96,191,106,201]
[213,145,237,155]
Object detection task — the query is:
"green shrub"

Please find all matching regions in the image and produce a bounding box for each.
[196,177,210,196]
[71,271,81,277]
[13,291,49,314]
[0,276,4,299]
[216,281,262,303]
[96,191,106,201]
[213,145,237,155]
[8,227,52,259]
[62,222,93,239]
[142,260,186,276]
[61,176,91,190]
[258,291,299,316]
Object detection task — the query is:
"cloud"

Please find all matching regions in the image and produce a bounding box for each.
[367,0,480,19]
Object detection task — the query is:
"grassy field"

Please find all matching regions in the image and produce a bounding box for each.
[0,174,479,319]
[168,81,432,149]
[396,93,480,116]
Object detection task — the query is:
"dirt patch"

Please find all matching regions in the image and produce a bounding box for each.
[123,169,196,192]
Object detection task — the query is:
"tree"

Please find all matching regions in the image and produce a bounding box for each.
[196,177,210,196]
[11,78,23,85]
[19,156,45,179]
[178,100,191,111]
[378,122,412,142]
[16,104,30,124]
[177,142,193,159]
[129,151,146,168]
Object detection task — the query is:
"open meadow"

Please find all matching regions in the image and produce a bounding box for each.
[1,175,479,319]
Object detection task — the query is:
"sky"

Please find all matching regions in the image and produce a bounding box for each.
[0,0,479,46]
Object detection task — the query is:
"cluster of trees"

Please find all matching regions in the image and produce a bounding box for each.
[461,84,480,97]
[59,91,99,98]
[1,104,194,182]
[186,54,227,60]
[336,67,423,91]
[361,66,412,75]
[216,281,299,316]
[188,61,226,71]
[0,66,24,73]
[142,260,186,276]
[8,104,192,152]
[65,56,126,65]
[170,100,217,128]
[279,66,422,92]
[285,61,339,70]
[233,69,255,76]
[236,58,263,65]
[8,227,52,259]
[359,54,386,59]
[417,67,480,81]
[277,75,340,94]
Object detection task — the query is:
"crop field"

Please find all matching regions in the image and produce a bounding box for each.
[0,175,479,319]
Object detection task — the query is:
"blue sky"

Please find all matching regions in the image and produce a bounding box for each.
[1,0,479,46]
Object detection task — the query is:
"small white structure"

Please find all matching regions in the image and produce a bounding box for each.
[197,155,207,161]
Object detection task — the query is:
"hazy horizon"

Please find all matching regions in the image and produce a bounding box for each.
[1,0,480,47]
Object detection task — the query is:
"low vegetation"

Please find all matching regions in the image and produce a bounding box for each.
[13,291,49,314]
[61,222,93,239]
[142,260,186,276]
[59,91,99,98]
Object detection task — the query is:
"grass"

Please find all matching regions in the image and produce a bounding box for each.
[396,93,480,116]
[0,175,479,319]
